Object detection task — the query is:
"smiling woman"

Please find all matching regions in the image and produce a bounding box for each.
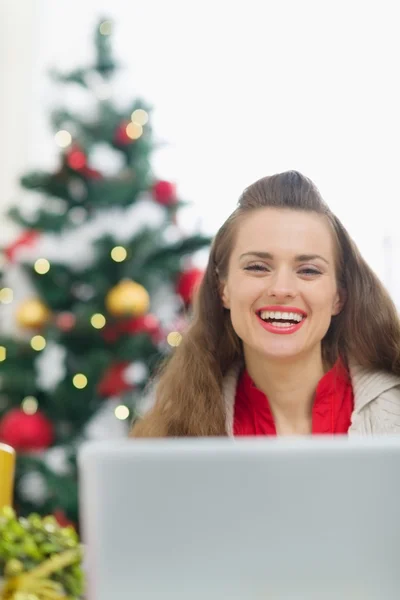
[221,208,343,368]
[131,171,400,438]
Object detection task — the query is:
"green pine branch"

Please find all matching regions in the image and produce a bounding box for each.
[48,18,119,89]
[144,234,212,270]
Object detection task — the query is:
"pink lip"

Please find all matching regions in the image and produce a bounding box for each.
[257,305,307,317]
[256,305,307,335]
[257,315,305,335]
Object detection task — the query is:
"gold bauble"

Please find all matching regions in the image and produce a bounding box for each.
[16,298,51,329]
[105,280,150,317]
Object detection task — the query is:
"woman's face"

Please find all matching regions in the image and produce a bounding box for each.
[221,208,343,364]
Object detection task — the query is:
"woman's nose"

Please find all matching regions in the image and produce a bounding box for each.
[266,268,297,300]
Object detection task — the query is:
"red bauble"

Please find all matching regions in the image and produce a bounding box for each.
[0,408,54,451]
[5,230,40,263]
[113,120,132,146]
[66,146,87,170]
[80,166,102,180]
[123,314,161,340]
[97,362,133,397]
[53,509,76,529]
[55,312,76,332]
[152,180,177,206]
[102,314,162,343]
[101,326,119,343]
[64,145,101,179]
[176,268,204,304]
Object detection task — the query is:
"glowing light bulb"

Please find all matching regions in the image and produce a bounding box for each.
[0,288,13,304]
[0,346,6,361]
[22,396,38,415]
[131,109,149,125]
[30,335,46,351]
[55,130,72,148]
[115,405,130,420]
[125,122,143,140]
[91,313,106,329]
[73,374,88,389]
[167,331,182,347]
[99,20,112,35]
[110,246,127,262]
[34,259,50,275]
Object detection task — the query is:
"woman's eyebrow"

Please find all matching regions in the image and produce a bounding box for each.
[240,251,329,265]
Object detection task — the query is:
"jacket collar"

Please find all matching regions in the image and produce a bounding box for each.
[222,360,400,435]
[349,362,400,412]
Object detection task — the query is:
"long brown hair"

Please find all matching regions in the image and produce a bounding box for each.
[131,170,400,437]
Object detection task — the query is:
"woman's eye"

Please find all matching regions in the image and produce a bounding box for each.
[298,267,322,276]
[244,265,322,275]
[244,264,269,272]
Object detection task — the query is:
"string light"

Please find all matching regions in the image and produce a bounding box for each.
[22,396,38,415]
[131,109,148,125]
[0,288,13,304]
[167,331,183,347]
[55,130,72,148]
[30,335,46,351]
[110,246,127,262]
[34,258,50,275]
[125,122,143,140]
[115,405,130,420]
[73,374,88,389]
[90,313,106,329]
[0,346,6,362]
[99,20,112,35]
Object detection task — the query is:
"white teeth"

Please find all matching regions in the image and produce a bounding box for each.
[259,310,304,322]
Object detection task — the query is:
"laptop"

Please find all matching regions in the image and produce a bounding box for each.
[78,436,400,599]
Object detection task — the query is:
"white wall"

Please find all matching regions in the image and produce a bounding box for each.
[0,1,36,244]
[2,0,400,300]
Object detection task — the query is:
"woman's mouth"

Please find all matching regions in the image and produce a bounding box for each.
[256,309,307,335]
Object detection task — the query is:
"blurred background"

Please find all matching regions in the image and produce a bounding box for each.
[3,1,400,277]
[0,0,398,527]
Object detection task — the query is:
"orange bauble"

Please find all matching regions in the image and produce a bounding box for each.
[16,298,51,329]
[105,280,150,318]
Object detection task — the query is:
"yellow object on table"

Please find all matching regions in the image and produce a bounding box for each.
[0,507,84,599]
[1,547,82,600]
[0,443,15,508]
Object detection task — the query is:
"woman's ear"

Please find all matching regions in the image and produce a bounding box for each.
[332,287,347,316]
[220,280,230,309]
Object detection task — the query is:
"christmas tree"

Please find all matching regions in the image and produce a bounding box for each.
[0,18,209,527]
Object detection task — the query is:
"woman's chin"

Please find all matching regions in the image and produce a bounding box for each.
[255,341,306,362]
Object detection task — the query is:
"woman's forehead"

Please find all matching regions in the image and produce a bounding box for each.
[231,208,335,259]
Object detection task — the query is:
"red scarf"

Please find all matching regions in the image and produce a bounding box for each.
[233,360,354,436]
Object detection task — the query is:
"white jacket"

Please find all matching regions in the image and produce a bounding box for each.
[221,363,400,436]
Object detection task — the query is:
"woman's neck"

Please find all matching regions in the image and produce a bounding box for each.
[244,347,326,435]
